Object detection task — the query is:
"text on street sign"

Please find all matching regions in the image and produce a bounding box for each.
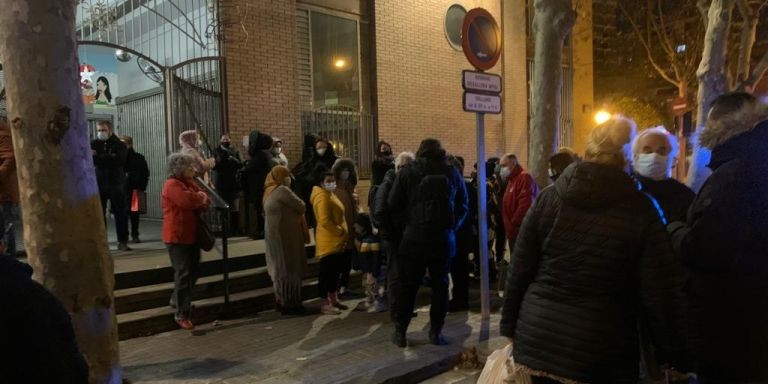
[464,92,501,114]
[463,70,502,93]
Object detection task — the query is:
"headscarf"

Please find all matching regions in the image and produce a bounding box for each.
[263,165,292,204]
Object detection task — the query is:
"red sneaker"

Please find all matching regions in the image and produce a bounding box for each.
[176,318,195,330]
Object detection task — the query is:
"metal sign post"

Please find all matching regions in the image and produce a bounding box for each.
[462,8,502,321]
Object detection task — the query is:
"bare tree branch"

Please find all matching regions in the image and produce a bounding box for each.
[618,2,682,89]
[735,0,758,84]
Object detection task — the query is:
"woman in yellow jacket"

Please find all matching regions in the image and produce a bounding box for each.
[311,169,350,315]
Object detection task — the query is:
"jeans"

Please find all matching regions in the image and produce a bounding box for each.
[395,237,451,333]
[317,252,345,299]
[168,243,201,319]
[100,185,129,243]
[0,202,19,256]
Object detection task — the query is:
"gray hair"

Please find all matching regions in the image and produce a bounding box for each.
[395,151,415,171]
[167,153,195,178]
[632,126,679,160]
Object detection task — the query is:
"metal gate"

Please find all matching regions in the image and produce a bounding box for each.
[165,57,227,228]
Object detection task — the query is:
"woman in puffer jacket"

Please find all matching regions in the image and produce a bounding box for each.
[500,118,691,384]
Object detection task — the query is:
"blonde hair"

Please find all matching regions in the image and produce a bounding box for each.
[585,117,637,168]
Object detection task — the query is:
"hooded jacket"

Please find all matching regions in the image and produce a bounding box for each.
[0,121,18,203]
[501,162,688,384]
[668,121,768,382]
[311,185,347,258]
[178,130,214,177]
[244,130,274,199]
[332,158,359,250]
[502,164,538,241]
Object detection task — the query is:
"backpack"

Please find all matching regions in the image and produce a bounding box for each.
[411,165,455,232]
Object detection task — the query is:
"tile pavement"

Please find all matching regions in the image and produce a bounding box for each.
[120,294,506,384]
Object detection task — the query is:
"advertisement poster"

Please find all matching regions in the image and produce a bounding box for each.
[79,47,119,107]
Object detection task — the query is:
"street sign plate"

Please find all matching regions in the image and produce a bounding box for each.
[462,70,502,93]
[462,8,502,71]
[463,92,501,114]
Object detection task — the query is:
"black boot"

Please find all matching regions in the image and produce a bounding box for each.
[392,324,407,348]
[429,326,448,346]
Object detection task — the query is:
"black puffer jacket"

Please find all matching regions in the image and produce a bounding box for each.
[669,122,768,382]
[243,130,273,199]
[372,168,408,242]
[635,174,695,223]
[501,162,688,384]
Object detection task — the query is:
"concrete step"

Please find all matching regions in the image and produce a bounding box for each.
[117,272,363,340]
[114,261,320,314]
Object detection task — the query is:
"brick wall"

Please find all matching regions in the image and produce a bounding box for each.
[373,0,516,174]
[222,0,301,163]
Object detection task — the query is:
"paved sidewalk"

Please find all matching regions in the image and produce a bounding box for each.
[120,294,506,384]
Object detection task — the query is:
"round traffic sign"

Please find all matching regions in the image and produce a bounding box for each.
[462,8,501,72]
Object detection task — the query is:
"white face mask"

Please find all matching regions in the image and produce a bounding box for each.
[317,148,327,156]
[323,182,336,192]
[272,147,282,155]
[340,170,350,181]
[283,177,292,186]
[634,153,670,180]
[97,132,109,141]
[548,168,556,178]
[499,166,511,180]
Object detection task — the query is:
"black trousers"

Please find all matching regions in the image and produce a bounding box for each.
[318,252,345,299]
[450,246,470,307]
[339,249,353,289]
[168,243,201,319]
[100,185,129,243]
[129,212,140,239]
[384,239,402,320]
[395,238,450,332]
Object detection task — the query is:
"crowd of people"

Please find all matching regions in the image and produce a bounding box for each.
[1,91,767,383]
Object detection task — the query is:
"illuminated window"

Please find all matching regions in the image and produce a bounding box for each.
[311,13,360,109]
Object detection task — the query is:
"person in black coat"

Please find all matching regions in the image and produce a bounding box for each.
[372,151,414,321]
[448,155,475,312]
[213,134,243,233]
[243,130,273,237]
[292,137,338,228]
[371,140,394,186]
[120,136,150,243]
[632,126,695,223]
[0,253,88,383]
[501,118,690,384]
[388,139,468,347]
[668,93,768,384]
[91,121,131,251]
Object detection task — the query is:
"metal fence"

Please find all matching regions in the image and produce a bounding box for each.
[301,106,376,178]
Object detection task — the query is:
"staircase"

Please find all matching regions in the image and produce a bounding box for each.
[114,241,355,340]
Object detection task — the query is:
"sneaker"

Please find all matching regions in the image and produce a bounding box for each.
[429,331,449,346]
[117,242,132,251]
[321,303,341,315]
[367,300,388,313]
[176,318,195,330]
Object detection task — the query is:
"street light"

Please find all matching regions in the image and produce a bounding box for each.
[595,110,611,125]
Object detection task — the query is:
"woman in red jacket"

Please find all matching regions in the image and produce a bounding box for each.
[162,153,210,330]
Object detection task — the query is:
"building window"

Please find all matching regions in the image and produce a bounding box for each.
[444,4,467,50]
[311,12,360,110]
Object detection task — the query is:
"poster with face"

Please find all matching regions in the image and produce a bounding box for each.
[79,47,119,107]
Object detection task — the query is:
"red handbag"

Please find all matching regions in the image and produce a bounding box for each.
[130,189,147,214]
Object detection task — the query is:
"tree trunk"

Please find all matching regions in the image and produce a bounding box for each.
[0,1,122,383]
[529,0,575,188]
[687,0,734,192]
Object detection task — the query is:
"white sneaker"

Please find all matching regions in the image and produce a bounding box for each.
[321,303,341,315]
[367,300,388,313]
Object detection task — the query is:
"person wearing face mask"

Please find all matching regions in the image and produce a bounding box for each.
[632,127,695,223]
[500,154,538,258]
[269,138,289,168]
[548,148,580,182]
[178,130,216,178]
[311,167,349,315]
[91,121,131,251]
[500,117,692,383]
[331,158,359,297]
[263,166,308,315]
[213,134,243,233]
[291,137,337,229]
[243,129,274,238]
[371,140,395,186]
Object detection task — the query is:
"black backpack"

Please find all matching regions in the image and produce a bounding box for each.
[411,165,455,232]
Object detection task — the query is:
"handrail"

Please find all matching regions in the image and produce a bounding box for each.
[195,176,232,317]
